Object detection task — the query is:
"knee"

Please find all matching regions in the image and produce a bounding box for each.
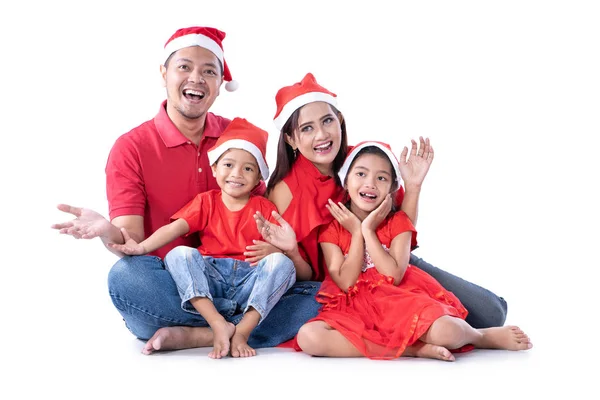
[107,256,136,294]
[262,253,295,274]
[296,323,325,356]
[486,297,508,327]
[164,246,195,266]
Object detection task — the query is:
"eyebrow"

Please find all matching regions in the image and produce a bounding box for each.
[175,58,218,68]
[221,157,258,167]
[354,165,392,176]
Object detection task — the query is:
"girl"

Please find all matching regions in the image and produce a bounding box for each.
[294,141,533,360]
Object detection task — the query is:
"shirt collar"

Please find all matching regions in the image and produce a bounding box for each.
[154,100,221,148]
[295,153,334,182]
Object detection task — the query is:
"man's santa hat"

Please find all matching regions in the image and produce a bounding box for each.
[338,141,403,189]
[207,118,269,180]
[273,73,337,131]
[164,26,239,92]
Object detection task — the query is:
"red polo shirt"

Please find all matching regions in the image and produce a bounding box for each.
[106,101,233,259]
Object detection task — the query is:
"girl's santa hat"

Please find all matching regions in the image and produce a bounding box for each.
[164,26,239,92]
[338,141,403,189]
[273,73,337,131]
[207,118,269,180]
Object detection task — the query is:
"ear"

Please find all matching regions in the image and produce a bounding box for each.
[284,133,297,150]
[160,64,167,87]
[211,164,218,177]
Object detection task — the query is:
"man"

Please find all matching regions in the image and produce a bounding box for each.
[51,26,321,356]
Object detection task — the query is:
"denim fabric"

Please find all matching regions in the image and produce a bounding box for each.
[163,246,296,323]
[409,254,508,328]
[107,254,321,348]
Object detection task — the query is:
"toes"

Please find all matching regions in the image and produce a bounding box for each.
[231,346,240,358]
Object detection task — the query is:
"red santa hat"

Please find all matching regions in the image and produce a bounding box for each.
[273,73,337,131]
[207,118,269,180]
[163,26,239,92]
[338,141,403,189]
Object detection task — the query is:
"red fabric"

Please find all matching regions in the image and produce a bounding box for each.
[282,154,346,281]
[291,212,471,359]
[172,190,277,260]
[106,101,266,259]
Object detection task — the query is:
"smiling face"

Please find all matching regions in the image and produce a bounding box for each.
[345,152,395,216]
[161,46,223,121]
[285,102,343,175]
[211,149,261,200]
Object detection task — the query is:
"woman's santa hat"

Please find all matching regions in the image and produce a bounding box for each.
[338,141,403,189]
[207,118,269,180]
[273,73,337,131]
[164,26,239,92]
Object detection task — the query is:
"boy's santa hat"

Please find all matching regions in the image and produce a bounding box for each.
[164,26,239,92]
[207,118,269,180]
[273,73,337,131]
[338,141,403,189]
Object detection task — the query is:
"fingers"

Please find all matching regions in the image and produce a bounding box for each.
[51,222,73,230]
[399,146,408,164]
[409,139,418,157]
[57,204,82,217]
[120,227,131,241]
[417,136,426,157]
[271,210,290,228]
[427,144,434,162]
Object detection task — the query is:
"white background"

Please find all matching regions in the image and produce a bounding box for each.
[1,0,598,399]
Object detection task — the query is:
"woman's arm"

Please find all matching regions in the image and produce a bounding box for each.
[267,181,293,215]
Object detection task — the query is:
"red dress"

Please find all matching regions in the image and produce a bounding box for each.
[299,212,471,360]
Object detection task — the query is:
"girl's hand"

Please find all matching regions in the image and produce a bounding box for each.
[254,211,297,253]
[398,137,434,188]
[362,194,392,233]
[108,228,146,255]
[244,240,281,267]
[326,199,361,235]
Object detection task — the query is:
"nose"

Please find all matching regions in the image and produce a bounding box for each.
[230,166,243,177]
[188,68,206,84]
[314,125,329,141]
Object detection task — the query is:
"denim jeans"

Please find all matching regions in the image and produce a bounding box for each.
[108,253,507,348]
[409,254,508,328]
[108,254,321,348]
[163,246,296,324]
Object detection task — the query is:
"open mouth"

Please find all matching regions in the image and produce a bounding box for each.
[359,192,378,202]
[226,181,244,188]
[183,89,205,101]
[314,141,333,153]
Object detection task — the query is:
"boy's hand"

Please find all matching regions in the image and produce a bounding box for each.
[108,228,146,255]
[244,240,281,267]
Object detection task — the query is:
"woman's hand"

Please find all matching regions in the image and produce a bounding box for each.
[398,137,434,189]
[254,211,297,253]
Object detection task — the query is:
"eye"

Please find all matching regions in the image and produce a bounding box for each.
[204,68,217,76]
[377,176,388,182]
[300,125,313,133]
[323,117,334,124]
[244,166,254,172]
[223,163,233,168]
[177,64,190,71]
[355,172,365,177]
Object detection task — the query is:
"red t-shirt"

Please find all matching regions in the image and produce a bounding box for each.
[105,100,265,259]
[172,190,278,260]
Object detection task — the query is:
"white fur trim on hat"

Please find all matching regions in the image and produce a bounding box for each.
[164,34,224,64]
[207,139,269,180]
[338,142,403,190]
[273,92,338,131]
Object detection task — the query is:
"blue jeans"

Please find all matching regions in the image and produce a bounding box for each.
[163,246,296,323]
[108,253,507,348]
[409,254,507,328]
[108,254,321,348]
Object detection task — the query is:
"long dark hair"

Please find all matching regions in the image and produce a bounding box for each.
[266,104,348,196]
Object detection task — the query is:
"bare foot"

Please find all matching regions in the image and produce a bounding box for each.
[478,325,533,351]
[404,341,455,362]
[142,326,213,355]
[230,332,256,358]
[208,321,236,359]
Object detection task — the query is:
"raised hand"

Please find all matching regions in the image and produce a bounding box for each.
[326,198,361,235]
[51,204,113,240]
[398,136,434,188]
[244,240,281,267]
[107,228,146,255]
[362,194,393,233]
[254,211,297,253]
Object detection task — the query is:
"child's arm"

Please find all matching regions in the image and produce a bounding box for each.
[397,137,434,226]
[322,199,364,291]
[361,195,409,284]
[109,219,190,255]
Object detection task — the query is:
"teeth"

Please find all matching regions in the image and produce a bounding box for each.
[315,142,331,150]
[360,192,376,198]
[184,89,204,96]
